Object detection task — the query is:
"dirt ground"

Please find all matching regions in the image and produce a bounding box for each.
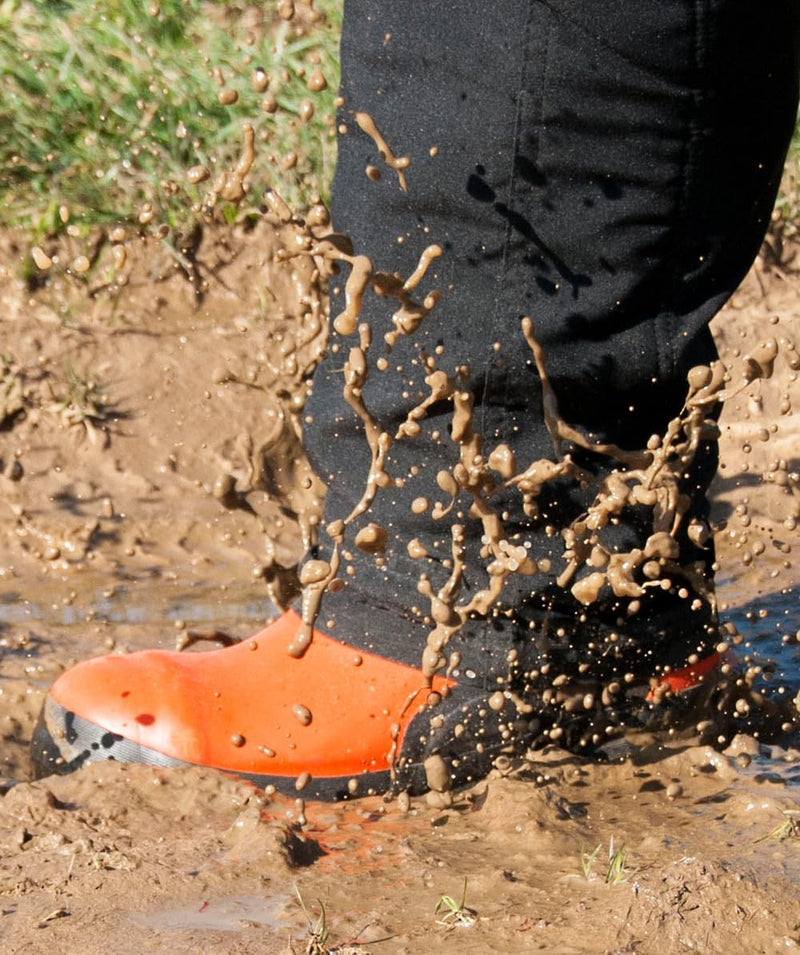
[0,220,798,954]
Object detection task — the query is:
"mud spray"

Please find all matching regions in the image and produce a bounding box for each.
[257,95,800,801]
[4,3,800,950]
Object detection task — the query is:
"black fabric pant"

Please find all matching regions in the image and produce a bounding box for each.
[304,1,800,697]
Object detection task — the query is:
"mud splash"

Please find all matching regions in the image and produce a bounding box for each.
[267,184,800,769]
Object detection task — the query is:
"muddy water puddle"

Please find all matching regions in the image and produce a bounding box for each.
[0,575,271,637]
[720,585,800,695]
[0,574,275,694]
[129,892,293,933]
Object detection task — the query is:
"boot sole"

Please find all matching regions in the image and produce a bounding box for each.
[32,695,394,800]
[31,692,515,800]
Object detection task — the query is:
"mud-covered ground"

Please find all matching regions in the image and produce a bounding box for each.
[0,222,798,954]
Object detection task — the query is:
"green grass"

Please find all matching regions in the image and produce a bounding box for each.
[774,115,800,240]
[0,0,341,236]
[1,3,798,243]
[580,839,631,885]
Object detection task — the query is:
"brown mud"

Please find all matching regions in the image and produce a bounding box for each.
[0,218,798,952]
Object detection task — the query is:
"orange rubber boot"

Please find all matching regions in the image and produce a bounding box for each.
[31,609,459,799]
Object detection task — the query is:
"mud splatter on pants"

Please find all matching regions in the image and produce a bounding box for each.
[304,1,800,696]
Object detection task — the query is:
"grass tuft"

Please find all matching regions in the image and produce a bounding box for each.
[434,877,477,929]
[581,838,631,886]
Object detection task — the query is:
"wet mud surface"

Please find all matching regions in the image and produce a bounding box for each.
[0,227,799,953]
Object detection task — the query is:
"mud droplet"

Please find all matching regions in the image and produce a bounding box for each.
[407,538,427,558]
[72,255,90,273]
[436,470,458,497]
[252,67,269,93]
[261,93,278,114]
[299,559,331,585]
[31,246,52,270]
[571,572,606,606]
[295,771,311,792]
[306,203,330,227]
[218,88,238,106]
[354,522,388,554]
[292,703,312,726]
[426,790,453,810]
[354,111,410,191]
[488,444,517,478]
[307,70,327,92]
[111,244,127,270]
[187,165,211,185]
[231,733,246,747]
[423,754,451,793]
[326,519,345,539]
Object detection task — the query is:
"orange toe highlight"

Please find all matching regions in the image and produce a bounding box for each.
[49,609,450,782]
[647,650,722,699]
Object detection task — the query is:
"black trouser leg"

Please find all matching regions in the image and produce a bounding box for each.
[304,0,800,695]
